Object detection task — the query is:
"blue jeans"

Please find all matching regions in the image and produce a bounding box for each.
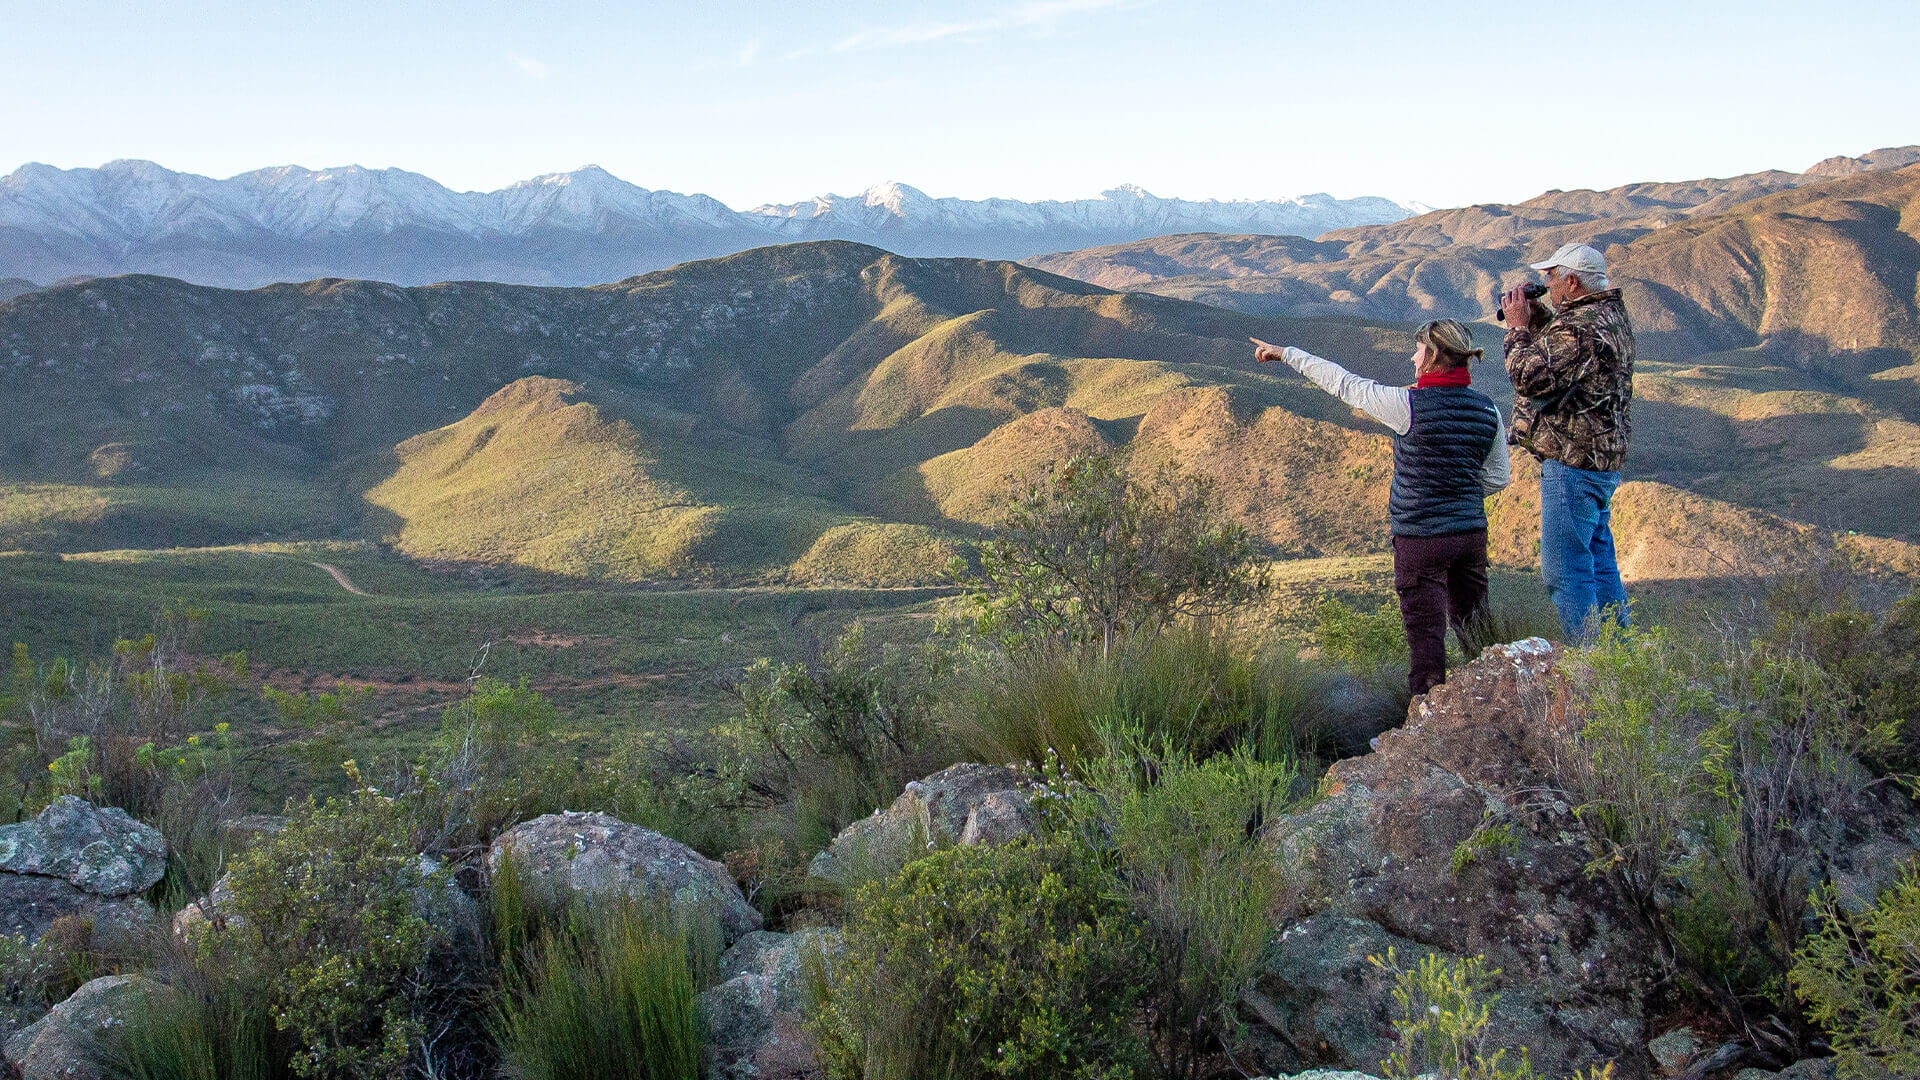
[1539,459,1629,642]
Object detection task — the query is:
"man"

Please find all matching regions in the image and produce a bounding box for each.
[1501,242,1635,641]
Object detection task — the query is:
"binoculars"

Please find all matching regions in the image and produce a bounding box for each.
[1494,282,1548,323]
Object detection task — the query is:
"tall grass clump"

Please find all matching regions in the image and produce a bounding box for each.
[112,952,291,1080]
[488,852,704,1080]
[949,619,1327,774]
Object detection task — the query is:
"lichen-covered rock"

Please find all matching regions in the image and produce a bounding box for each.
[808,763,1035,884]
[488,811,761,944]
[697,973,822,1080]
[1648,1026,1701,1075]
[3,974,147,1080]
[1249,640,1660,1080]
[1731,1060,1837,1080]
[0,873,153,952]
[0,797,168,896]
[697,927,840,1078]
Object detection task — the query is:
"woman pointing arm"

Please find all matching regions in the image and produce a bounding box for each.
[1251,321,1509,700]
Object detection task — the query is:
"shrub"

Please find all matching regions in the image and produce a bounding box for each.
[489,860,703,1080]
[1314,597,1408,672]
[192,775,444,1080]
[1790,861,1920,1079]
[810,835,1149,1080]
[10,610,250,905]
[414,676,564,850]
[949,620,1327,774]
[1765,580,1920,775]
[1368,948,1536,1080]
[729,624,949,833]
[950,452,1268,653]
[1072,738,1297,1080]
[1560,622,1892,1019]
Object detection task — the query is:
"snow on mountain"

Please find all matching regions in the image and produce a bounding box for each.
[0,160,1424,288]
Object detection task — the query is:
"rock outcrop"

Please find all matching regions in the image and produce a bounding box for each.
[1250,640,1662,1080]
[807,763,1035,885]
[488,810,762,944]
[3,974,147,1080]
[698,928,839,1080]
[0,797,167,896]
[0,798,161,1042]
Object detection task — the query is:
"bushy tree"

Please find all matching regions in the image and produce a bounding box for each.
[951,452,1267,653]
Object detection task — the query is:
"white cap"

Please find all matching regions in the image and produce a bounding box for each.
[1530,242,1608,277]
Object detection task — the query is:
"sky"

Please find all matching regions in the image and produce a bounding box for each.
[2,0,1916,211]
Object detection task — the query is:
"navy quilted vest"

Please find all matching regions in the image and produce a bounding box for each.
[1390,387,1499,537]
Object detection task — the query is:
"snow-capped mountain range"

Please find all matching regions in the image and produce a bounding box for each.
[0,160,1424,289]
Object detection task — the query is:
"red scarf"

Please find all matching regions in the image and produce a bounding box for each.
[1415,367,1472,388]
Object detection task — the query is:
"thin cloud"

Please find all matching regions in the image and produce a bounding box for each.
[737,38,763,67]
[511,55,548,80]
[831,0,1133,53]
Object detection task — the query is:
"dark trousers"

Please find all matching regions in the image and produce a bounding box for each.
[1392,529,1490,698]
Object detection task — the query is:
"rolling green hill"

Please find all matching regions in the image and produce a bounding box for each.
[3,235,1915,587]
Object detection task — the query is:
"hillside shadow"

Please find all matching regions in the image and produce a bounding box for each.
[1626,395,1918,540]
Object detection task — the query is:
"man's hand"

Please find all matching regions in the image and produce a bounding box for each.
[1500,286,1535,329]
[1249,337,1286,364]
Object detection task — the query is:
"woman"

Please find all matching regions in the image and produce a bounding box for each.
[1251,320,1510,697]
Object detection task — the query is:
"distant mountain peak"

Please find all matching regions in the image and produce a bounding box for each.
[0,160,1423,288]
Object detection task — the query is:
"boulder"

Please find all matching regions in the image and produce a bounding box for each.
[0,874,153,954]
[488,811,761,944]
[0,797,168,896]
[1731,1060,1837,1080]
[1249,640,1661,1080]
[1647,1026,1701,1076]
[807,763,1035,884]
[2,974,147,1080]
[697,927,839,1079]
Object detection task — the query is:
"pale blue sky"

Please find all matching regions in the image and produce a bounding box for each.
[3,0,1914,209]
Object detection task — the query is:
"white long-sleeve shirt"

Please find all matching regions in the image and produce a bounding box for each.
[1280,346,1511,495]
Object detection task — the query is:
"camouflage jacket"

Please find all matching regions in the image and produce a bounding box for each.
[1503,288,1635,472]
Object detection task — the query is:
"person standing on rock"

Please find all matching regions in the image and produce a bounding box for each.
[1500,243,1635,641]
[1252,320,1510,697]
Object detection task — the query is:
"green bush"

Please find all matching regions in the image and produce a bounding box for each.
[489,852,702,1080]
[729,624,950,838]
[190,777,444,1080]
[810,836,1148,1080]
[1765,580,1920,775]
[1072,738,1297,1080]
[949,620,1327,775]
[950,452,1267,653]
[1314,597,1408,672]
[1791,861,1920,1080]
[1561,622,1892,1017]
[414,676,565,850]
